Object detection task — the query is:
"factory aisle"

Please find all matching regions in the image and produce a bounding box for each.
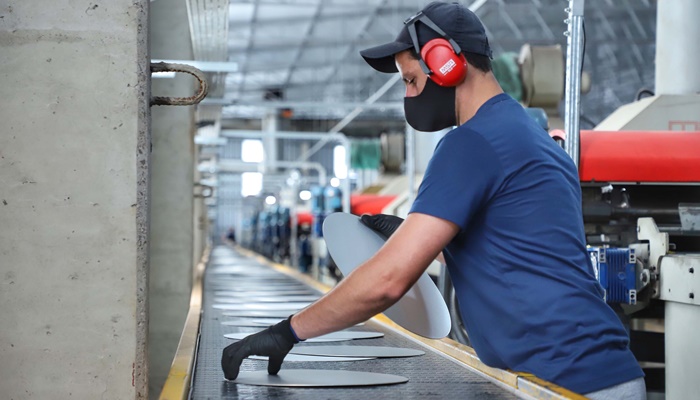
[188,246,522,399]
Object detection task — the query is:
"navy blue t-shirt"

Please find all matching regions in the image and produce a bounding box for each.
[410,93,643,394]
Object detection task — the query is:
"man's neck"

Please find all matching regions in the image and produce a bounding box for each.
[455,72,504,125]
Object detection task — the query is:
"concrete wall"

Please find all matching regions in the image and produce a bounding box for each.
[148,1,195,397]
[0,1,150,399]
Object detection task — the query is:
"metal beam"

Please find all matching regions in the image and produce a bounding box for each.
[228,7,418,28]
[564,0,585,167]
[319,0,389,87]
[203,99,402,109]
[329,74,401,133]
[282,0,324,87]
[220,129,351,213]
[237,0,261,97]
[228,35,393,54]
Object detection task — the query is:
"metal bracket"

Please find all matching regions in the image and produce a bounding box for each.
[637,218,669,271]
[150,62,209,106]
[659,255,700,305]
[637,218,669,298]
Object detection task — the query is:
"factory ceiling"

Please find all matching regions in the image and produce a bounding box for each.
[186,0,657,126]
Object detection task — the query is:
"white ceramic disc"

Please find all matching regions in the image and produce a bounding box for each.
[215,290,316,297]
[212,280,303,286]
[322,212,451,339]
[290,345,424,358]
[221,320,270,327]
[222,311,295,318]
[213,302,311,311]
[224,330,383,343]
[214,296,320,304]
[248,354,373,362]
[230,369,407,387]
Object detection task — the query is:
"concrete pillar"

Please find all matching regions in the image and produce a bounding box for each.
[262,111,279,172]
[0,1,150,399]
[655,0,700,95]
[193,143,206,268]
[148,0,194,397]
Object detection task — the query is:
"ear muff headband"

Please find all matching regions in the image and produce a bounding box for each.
[404,11,467,87]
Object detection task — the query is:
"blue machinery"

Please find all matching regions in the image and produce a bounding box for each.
[588,247,638,305]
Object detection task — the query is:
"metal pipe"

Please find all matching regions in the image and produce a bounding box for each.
[563,0,585,168]
[214,159,326,185]
[329,74,401,134]
[273,161,327,186]
[221,129,347,143]
[294,132,350,164]
[219,129,350,213]
[655,0,700,95]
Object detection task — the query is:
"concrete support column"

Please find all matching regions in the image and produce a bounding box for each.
[0,1,150,398]
[655,0,700,95]
[148,0,194,397]
[193,143,207,268]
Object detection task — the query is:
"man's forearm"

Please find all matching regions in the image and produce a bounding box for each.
[290,212,457,340]
[290,254,409,339]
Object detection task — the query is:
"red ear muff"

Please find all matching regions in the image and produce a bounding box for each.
[420,38,467,87]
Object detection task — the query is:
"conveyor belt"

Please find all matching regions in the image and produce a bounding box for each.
[189,247,522,399]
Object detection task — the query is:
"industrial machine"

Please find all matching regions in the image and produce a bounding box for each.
[577,130,700,396]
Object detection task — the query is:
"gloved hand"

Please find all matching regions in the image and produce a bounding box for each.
[221,316,299,380]
[360,214,405,239]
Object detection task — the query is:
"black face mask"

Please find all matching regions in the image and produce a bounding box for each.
[404,78,457,132]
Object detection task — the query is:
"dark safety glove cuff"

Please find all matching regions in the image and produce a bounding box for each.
[271,315,303,344]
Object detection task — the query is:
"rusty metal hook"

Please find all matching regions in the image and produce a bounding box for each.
[150,62,209,106]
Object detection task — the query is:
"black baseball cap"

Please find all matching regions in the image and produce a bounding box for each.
[360,1,492,73]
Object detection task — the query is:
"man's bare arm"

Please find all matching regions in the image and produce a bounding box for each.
[291,212,459,339]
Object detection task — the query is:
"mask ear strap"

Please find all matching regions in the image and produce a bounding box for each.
[405,13,432,75]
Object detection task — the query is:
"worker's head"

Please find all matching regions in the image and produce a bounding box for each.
[360,2,493,131]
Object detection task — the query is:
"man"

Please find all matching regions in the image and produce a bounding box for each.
[222,2,645,398]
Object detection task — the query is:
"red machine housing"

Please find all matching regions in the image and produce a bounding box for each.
[579,130,700,183]
[350,194,397,216]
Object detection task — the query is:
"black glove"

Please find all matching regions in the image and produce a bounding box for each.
[221,316,299,380]
[360,214,405,239]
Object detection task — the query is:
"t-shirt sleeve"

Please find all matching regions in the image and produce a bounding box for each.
[410,129,503,231]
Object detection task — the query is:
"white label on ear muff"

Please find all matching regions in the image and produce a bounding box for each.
[439,59,456,75]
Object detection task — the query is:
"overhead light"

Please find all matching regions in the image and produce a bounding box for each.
[242,172,262,197]
[330,177,340,188]
[242,139,264,163]
[265,196,277,205]
[299,190,312,201]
